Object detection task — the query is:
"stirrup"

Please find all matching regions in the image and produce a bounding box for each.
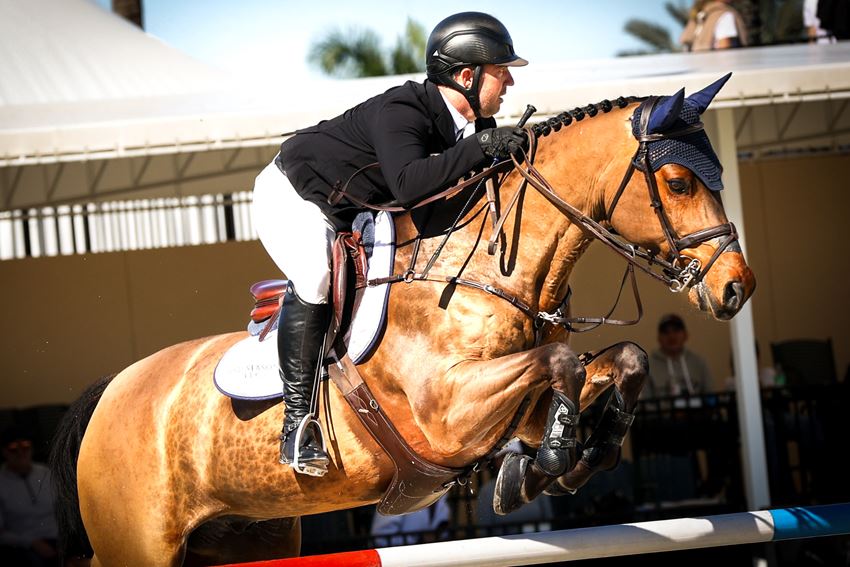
[285,415,329,477]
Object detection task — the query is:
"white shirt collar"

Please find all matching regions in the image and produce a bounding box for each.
[439,90,471,139]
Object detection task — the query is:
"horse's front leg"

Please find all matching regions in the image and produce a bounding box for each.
[432,342,584,459]
[546,341,648,496]
[410,342,584,514]
[451,343,585,515]
[494,341,647,514]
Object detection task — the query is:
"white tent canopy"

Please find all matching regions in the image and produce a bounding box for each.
[2,43,849,165]
[1,0,849,167]
[0,0,225,106]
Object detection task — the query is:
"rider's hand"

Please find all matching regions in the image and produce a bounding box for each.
[476,127,528,160]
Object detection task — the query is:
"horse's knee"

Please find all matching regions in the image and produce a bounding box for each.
[615,342,648,380]
[541,343,585,392]
[611,341,647,411]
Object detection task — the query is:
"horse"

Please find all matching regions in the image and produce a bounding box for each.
[51,76,756,566]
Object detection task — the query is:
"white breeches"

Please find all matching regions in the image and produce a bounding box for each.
[252,160,335,305]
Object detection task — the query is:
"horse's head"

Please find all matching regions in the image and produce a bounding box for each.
[602,74,755,320]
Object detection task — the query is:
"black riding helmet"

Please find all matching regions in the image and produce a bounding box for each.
[426,12,528,118]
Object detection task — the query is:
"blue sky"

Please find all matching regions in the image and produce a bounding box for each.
[96,0,686,80]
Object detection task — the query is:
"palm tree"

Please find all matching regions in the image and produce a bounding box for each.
[389,18,427,75]
[309,18,426,78]
[618,1,690,56]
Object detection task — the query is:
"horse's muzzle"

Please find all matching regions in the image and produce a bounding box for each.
[722,281,745,313]
[693,250,756,320]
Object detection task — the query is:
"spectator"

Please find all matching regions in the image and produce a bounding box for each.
[646,314,713,397]
[0,426,59,567]
[805,0,830,42]
[370,496,451,547]
[807,0,847,41]
[681,0,750,51]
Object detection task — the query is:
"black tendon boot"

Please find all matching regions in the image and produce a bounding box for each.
[535,391,579,477]
[545,388,635,496]
[578,388,634,471]
[277,286,330,476]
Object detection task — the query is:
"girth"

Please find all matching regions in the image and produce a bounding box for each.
[328,353,531,515]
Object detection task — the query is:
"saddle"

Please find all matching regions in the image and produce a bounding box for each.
[249,230,368,344]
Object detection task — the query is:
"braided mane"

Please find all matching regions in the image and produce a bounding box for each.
[530,96,646,138]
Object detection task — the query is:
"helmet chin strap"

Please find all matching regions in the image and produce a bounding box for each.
[444,65,484,119]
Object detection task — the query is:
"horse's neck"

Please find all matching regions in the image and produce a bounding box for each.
[395,108,628,313]
[492,117,625,310]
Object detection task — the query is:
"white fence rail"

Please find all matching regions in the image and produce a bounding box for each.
[0,192,256,261]
[220,504,850,567]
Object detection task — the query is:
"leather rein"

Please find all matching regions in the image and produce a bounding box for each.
[510,96,739,295]
[331,97,739,338]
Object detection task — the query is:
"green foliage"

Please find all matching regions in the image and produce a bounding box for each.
[665,2,690,26]
[308,29,388,77]
[624,19,677,52]
[310,18,426,78]
[619,0,687,56]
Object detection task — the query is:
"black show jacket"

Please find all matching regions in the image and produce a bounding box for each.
[277,79,495,230]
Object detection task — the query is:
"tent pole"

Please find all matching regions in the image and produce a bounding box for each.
[710,107,771,510]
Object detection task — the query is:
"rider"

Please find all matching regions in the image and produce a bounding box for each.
[252,12,529,475]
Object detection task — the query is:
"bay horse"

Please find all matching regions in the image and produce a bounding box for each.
[52,76,755,566]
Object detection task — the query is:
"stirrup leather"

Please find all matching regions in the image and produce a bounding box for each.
[282,415,329,477]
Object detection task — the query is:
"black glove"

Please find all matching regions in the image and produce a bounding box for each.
[476,126,528,160]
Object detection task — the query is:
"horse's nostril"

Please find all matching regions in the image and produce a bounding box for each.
[723,281,744,311]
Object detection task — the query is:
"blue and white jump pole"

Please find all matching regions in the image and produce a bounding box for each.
[220,503,850,567]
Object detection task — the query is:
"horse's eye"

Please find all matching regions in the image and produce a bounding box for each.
[666,178,689,195]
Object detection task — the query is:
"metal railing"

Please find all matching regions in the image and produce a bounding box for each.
[0,192,256,261]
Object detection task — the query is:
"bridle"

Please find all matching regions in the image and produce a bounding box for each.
[511,96,740,295]
[604,96,739,290]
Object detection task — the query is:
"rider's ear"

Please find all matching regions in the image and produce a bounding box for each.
[648,88,684,134]
[686,72,733,114]
[459,67,475,89]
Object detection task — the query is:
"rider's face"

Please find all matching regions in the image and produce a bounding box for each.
[477,64,514,118]
[456,64,514,119]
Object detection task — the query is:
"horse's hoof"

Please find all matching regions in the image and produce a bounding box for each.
[543,479,577,496]
[493,452,531,515]
[551,459,594,494]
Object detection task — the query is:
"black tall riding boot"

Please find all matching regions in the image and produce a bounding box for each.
[277,286,330,474]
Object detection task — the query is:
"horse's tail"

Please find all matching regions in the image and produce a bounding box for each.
[49,374,116,559]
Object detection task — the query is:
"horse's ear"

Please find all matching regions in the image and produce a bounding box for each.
[647,88,685,134]
[686,72,732,114]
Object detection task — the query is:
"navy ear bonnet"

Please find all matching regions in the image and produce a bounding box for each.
[631,73,732,191]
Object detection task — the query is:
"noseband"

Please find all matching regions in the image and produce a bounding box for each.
[512,96,740,293]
